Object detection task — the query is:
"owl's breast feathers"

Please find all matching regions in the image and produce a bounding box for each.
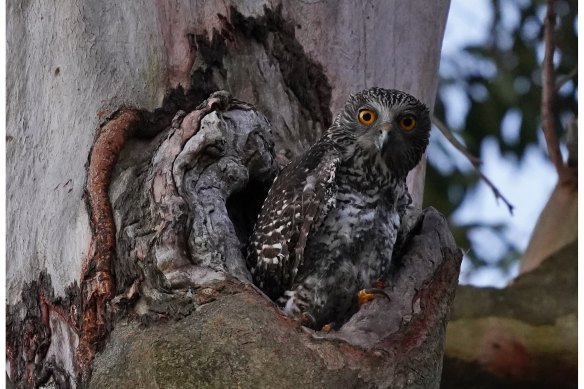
[247,139,341,298]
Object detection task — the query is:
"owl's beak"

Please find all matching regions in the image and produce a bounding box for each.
[378,122,392,151]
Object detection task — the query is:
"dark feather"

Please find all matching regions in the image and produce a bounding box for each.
[247,140,341,298]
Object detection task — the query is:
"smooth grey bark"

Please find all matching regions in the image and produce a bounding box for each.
[6,1,451,387]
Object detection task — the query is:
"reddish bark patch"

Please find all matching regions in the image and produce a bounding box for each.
[377,248,461,356]
[6,272,80,387]
[79,109,143,374]
[154,0,203,89]
[482,333,531,379]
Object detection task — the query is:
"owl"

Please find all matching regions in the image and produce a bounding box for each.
[247,87,431,329]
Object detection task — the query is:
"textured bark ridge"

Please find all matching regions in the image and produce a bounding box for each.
[109,91,279,315]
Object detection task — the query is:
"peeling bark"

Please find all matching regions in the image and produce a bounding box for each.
[7,273,80,388]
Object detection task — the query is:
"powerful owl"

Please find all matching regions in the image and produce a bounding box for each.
[247,87,431,329]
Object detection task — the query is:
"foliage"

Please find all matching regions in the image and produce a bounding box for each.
[426,0,578,280]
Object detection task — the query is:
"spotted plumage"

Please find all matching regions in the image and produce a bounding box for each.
[247,87,431,328]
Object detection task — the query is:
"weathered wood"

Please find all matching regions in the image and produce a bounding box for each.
[110,92,278,309]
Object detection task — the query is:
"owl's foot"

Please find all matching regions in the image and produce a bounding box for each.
[358,288,391,305]
[320,323,334,333]
[300,312,316,328]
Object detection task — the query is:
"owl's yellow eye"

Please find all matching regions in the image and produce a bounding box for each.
[399,115,417,131]
[358,109,377,126]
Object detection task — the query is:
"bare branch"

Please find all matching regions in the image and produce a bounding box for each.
[431,115,514,215]
[541,0,567,181]
[431,115,481,167]
[475,169,514,215]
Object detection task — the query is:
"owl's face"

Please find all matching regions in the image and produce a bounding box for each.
[334,87,431,176]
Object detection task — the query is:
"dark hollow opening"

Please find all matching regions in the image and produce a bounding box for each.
[226,178,273,256]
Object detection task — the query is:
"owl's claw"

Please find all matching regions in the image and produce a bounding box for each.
[320,323,333,333]
[358,288,391,305]
[300,312,316,327]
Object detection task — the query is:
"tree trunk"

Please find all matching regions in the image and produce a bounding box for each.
[519,121,577,274]
[6,1,452,387]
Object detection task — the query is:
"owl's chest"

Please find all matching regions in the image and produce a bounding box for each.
[313,185,398,250]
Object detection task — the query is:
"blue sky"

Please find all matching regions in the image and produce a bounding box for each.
[435,0,561,287]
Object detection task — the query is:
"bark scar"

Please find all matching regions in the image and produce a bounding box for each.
[78,108,143,374]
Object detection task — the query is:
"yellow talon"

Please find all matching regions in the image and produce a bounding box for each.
[358,289,376,304]
[321,323,333,333]
[358,287,391,304]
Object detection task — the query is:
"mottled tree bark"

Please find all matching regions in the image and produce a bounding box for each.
[442,241,577,389]
[6,1,452,387]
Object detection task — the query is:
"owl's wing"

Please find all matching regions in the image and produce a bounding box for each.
[248,140,341,298]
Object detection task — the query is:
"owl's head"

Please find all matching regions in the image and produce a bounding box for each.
[334,87,431,177]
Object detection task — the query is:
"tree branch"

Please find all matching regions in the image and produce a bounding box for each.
[541,0,568,183]
[431,115,482,167]
[443,241,577,388]
[431,115,514,215]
